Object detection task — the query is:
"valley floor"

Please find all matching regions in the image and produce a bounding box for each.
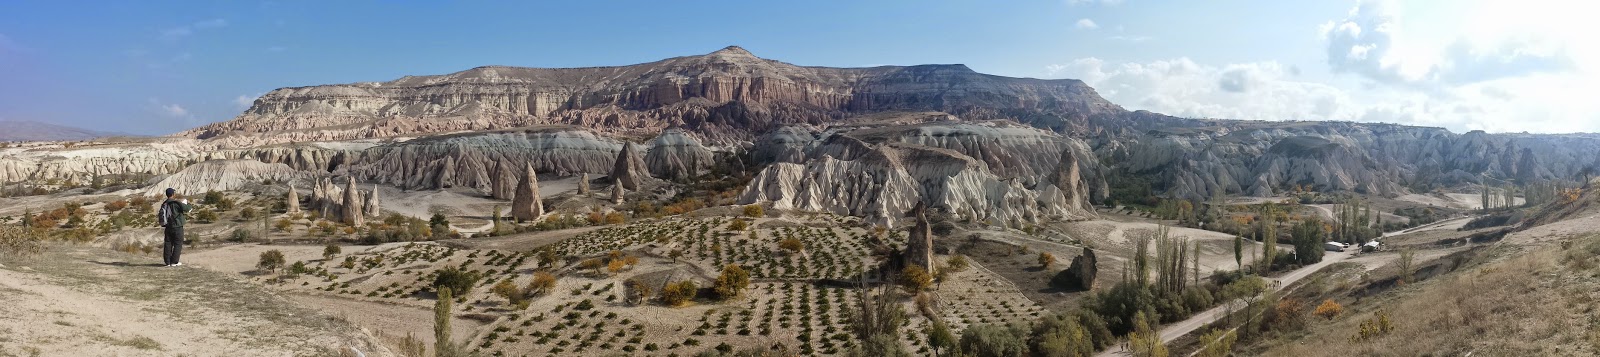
[0,245,391,357]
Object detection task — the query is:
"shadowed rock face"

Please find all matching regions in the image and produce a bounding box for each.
[611,142,649,191]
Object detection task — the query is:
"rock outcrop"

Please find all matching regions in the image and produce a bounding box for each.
[511,165,544,221]
[286,184,300,213]
[143,160,307,196]
[577,173,591,196]
[341,177,364,227]
[611,142,648,191]
[177,46,1122,147]
[1057,248,1097,291]
[346,126,626,193]
[644,128,715,181]
[740,128,1096,228]
[904,201,934,273]
[364,184,381,217]
[611,182,624,205]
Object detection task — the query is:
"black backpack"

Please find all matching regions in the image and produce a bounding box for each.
[158,200,180,227]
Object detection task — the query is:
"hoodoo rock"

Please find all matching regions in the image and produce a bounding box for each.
[904,201,935,273]
[1057,248,1098,291]
[364,184,381,217]
[341,177,364,227]
[611,142,648,191]
[611,182,624,205]
[491,159,517,200]
[286,184,300,213]
[511,165,544,222]
[577,173,591,196]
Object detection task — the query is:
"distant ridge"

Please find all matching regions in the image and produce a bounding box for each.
[0,120,127,142]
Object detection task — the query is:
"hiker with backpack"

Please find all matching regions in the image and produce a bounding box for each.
[158,188,193,267]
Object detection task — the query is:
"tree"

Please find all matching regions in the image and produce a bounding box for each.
[429,213,450,229]
[1196,328,1237,357]
[897,265,932,293]
[1127,311,1168,357]
[945,254,969,273]
[1030,313,1094,357]
[624,278,652,306]
[257,250,286,273]
[853,284,909,357]
[491,279,525,307]
[713,264,751,300]
[580,258,607,276]
[927,320,956,357]
[105,200,128,212]
[323,244,341,260]
[274,218,294,232]
[434,287,454,357]
[1038,252,1056,269]
[239,207,257,220]
[958,324,1028,357]
[432,266,481,296]
[778,237,804,254]
[1234,235,1244,270]
[526,271,558,296]
[1292,218,1325,265]
[1314,299,1343,320]
[727,218,748,231]
[193,208,219,224]
[1397,248,1417,284]
[659,280,697,306]
[606,259,627,275]
[742,204,764,218]
[536,248,559,268]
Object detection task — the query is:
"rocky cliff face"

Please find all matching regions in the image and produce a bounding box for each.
[179,46,1121,147]
[740,121,1098,228]
[1097,121,1600,200]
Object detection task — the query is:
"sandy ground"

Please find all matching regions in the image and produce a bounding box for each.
[1395,192,1524,211]
[1061,219,1265,276]
[183,242,483,353]
[0,245,392,357]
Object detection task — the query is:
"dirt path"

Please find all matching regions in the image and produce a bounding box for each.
[0,245,393,356]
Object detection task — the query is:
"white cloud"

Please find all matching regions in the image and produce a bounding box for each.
[1320,0,1573,87]
[161,103,188,117]
[1075,18,1100,30]
[160,18,229,41]
[233,93,263,109]
[1047,55,1600,133]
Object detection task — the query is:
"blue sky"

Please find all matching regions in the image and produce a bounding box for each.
[1,0,1594,135]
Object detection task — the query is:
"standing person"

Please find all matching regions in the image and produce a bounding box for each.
[157,188,193,267]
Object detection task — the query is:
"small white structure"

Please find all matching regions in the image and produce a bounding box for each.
[1324,242,1347,252]
[1361,241,1381,252]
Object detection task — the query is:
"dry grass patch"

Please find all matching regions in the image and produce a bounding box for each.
[1265,235,1600,356]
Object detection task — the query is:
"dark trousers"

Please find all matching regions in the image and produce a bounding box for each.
[162,226,184,265]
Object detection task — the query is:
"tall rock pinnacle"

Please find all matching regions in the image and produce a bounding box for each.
[286,184,300,214]
[611,142,647,191]
[342,177,364,227]
[511,164,544,222]
[904,201,934,273]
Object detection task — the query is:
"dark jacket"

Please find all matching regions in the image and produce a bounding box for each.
[161,199,193,228]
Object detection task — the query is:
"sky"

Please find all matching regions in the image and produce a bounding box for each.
[0,0,1595,135]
